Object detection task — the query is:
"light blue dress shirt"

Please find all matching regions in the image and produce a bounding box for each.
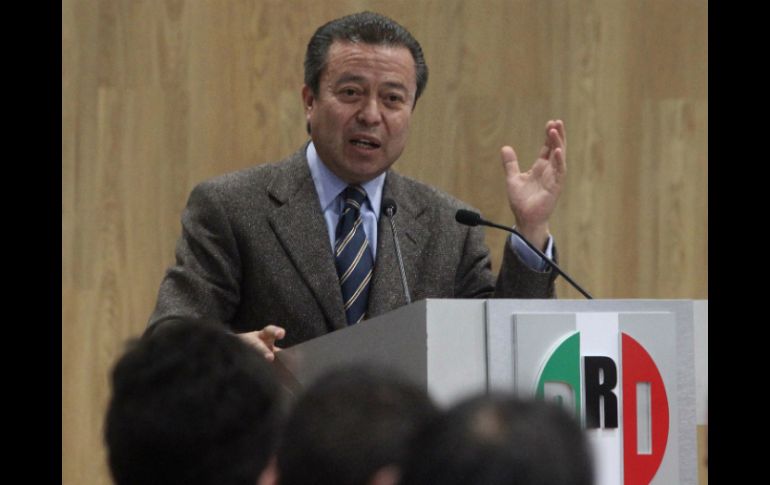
[307,142,384,259]
[306,142,553,270]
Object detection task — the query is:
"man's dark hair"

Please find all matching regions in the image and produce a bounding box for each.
[104,318,281,485]
[276,365,438,485]
[400,394,594,485]
[304,11,429,105]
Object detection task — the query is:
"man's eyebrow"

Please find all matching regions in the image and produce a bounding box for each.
[333,75,410,93]
[334,74,367,86]
[380,81,409,93]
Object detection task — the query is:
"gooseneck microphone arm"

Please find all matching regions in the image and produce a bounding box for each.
[383,198,412,305]
[455,209,593,299]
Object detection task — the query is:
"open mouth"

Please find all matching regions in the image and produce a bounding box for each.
[349,138,381,150]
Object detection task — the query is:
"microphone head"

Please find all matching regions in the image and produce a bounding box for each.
[382,198,398,217]
[455,209,482,227]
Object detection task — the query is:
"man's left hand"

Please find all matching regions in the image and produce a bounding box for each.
[500,119,567,251]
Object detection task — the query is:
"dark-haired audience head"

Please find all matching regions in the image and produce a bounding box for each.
[104,318,281,485]
[400,394,594,485]
[304,11,428,105]
[275,365,438,485]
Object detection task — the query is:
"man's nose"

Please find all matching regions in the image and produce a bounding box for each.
[356,97,382,126]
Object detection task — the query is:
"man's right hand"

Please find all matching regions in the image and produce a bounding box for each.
[237,325,286,362]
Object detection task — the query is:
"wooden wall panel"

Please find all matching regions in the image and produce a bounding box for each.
[62,1,707,483]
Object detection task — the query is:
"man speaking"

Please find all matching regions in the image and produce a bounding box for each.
[148,12,566,360]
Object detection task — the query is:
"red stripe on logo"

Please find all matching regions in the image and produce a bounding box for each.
[622,333,669,484]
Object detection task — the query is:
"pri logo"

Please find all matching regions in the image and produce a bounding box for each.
[535,331,669,485]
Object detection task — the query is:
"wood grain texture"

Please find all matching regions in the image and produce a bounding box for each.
[62,1,707,483]
[698,424,708,484]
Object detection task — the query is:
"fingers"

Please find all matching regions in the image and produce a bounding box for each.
[546,119,566,151]
[500,145,520,178]
[536,120,565,161]
[259,325,286,347]
[503,119,566,177]
[548,120,566,176]
[537,120,566,179]
[236,326,286,362]
[554,119,566,147]
[237,331,275,361]
[552,146,566,176]
[257,326,286,362]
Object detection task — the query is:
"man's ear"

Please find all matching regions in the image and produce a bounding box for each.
[301,85,316,135]
[301,85,315,115]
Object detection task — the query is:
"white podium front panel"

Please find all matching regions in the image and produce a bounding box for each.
[486,299,701,485]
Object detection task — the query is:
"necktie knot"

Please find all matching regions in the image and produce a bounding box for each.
[343,185,367,211]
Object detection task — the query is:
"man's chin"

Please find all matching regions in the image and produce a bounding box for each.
[343,166,389,185]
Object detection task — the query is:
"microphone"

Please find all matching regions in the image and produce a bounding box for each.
[454,209,593,299]
[382,198,412,304]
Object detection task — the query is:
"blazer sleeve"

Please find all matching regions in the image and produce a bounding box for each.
[453,223,557,299]
[495,241,558,298]
[453,224,497,298]
[147,182,243,330]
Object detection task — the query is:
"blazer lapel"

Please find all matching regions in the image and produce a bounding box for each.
[266,152,348,332]
[367,171,429,318]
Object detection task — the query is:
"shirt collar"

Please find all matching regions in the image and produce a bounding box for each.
[306,142,385,216]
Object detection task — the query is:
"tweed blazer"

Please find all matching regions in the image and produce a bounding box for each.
[149,146,557,348]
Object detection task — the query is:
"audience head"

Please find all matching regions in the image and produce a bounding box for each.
[104,317,281,485]
[276,364,438,485]
[400,394,594,485]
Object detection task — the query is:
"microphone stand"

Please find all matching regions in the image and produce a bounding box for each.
[384,200,412,304]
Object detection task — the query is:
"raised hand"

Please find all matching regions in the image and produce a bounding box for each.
[500,119,567,250]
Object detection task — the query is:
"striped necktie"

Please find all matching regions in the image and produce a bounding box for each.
[335,185,374,325]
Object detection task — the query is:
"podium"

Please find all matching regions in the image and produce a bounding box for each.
[276,299,707,485]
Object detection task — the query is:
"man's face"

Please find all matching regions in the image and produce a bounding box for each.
[302,41,417,185]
